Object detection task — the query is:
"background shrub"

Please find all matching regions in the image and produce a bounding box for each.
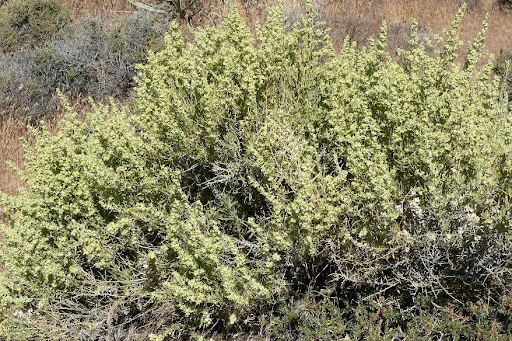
[495,46,512,101]
[0,0,71,53]
[0,11,168,120]
[38,12,169,99]
[497,0,512,11]
[0,3,511,340]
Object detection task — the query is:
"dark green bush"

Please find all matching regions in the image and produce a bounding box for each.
[267,294,511,340]
[0,0,71,53]
[0,3,511,340]
[495,47,512,101]
[497,0,512,11]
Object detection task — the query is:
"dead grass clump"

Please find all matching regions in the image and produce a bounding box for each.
[496,0,512,12]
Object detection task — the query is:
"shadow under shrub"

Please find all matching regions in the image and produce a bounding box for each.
[0,3,511,340]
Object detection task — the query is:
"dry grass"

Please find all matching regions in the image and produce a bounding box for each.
[62,0,136,18]
[56,0,512,56]
[0,118,28,196]
[318,0,512,54]
[0,121,29,197]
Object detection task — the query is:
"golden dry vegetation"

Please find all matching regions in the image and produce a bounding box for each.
[0,118,26,195]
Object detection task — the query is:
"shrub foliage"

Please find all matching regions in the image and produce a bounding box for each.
[0,12,169,120]
[0,0,71,53]
[0,3,511,340]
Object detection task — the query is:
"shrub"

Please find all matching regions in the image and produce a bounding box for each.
[0,12,169,120]
[267,294,512,340]
[315,10,512,305]
[0,0,71,53]
[37,12,169,99]
[495,46,512,101]
[0,49,43,118]
[0,3,511,339]
[496,0,512,12]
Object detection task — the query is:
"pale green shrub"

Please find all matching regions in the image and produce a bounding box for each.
[321,15,512,304]
[0,3,511,339]
[135,0,512,310]
[0,99,271,339]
